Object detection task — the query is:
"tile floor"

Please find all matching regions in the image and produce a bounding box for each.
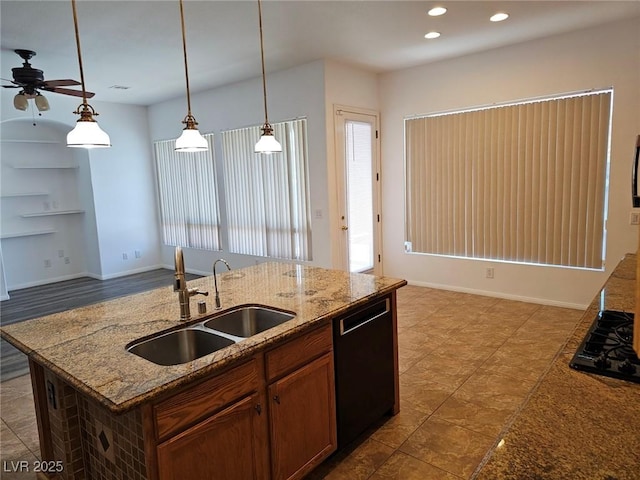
[0,285,584,479]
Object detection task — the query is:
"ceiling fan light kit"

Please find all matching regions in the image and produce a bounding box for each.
[175,0,208,153]
[66,0,111,149]
[255,0,282,155]
[3,49,89,113]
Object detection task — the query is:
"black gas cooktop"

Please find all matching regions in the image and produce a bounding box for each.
[569,310,639,384]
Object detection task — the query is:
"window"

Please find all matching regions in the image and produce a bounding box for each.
[405,89,612,269]
[153,134,221,250]
[221,118,312,261]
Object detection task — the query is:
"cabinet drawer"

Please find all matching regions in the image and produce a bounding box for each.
[154,358,259,440]
[266,323,332,382]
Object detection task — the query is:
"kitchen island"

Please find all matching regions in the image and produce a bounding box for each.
[0,263,406,480]
[473,253,640,480]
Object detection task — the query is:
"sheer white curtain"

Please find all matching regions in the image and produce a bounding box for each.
[405,90,612,269]
[221,118,312,261]
[154,134,221,250]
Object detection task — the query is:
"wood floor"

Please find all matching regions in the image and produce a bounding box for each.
[0,269,201,381]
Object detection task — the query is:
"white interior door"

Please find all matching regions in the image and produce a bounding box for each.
[334,106,382,275]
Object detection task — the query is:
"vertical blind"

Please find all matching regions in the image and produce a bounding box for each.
[154,134,221,250]
[221,118,312,261]
[405,90,612,269]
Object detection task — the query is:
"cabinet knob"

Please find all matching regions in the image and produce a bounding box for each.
[255,404,262,415]
[273,395,280,404]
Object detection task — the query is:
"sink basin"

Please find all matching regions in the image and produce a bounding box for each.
[127,328,235,366]
[204,306,295,338]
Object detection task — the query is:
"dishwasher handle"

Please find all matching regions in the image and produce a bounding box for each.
[339,299,390,336]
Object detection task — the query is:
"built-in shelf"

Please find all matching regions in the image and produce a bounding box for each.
[21,210,85,218]
[1,192,49,198]
[9,164,78,170]
[1,139,61,144]
[0,229,57,239]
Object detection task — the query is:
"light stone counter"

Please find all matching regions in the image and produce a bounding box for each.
[474,253,640,479]
[0,263,406,414]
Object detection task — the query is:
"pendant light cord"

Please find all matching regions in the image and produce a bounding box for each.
[179,0,193,118]
[71,0,88,106]
[258,0,269,126]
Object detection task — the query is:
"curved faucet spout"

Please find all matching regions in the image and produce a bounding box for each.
[213,259,232,310]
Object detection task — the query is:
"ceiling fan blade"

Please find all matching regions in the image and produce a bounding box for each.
[45,86,95,98]
[2,85,20,89]
[43,79,81,87]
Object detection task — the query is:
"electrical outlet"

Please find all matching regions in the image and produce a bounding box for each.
[314,209,323,219]
[486,267,495,279]
[64,257,70,264]
[58,249,64,258]
[122,253,128,260]
[134,250,141,258]
[44,259,52,268]
[630,212,640,225]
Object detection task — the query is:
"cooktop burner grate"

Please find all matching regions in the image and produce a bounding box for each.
[569,310,639,384]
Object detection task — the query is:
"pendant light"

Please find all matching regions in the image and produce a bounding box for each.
[175,0,208,153]
[66,0,111,149]
[254,0,282,154]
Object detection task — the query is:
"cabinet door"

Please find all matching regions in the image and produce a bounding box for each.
[157,393,268,480]
[269,353,337,480]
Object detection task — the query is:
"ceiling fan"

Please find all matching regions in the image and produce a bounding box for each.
[2,49,94,112]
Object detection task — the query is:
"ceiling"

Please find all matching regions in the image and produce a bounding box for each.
[2,1,639,107]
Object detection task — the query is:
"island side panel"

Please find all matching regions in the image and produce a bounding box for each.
[32,365,149,480]
[29,360,57,480]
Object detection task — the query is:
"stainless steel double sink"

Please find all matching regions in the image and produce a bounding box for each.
[126,305,295,366]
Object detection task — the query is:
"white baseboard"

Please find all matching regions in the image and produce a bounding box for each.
[5,264,167,291]
[86,264,166,281]
[159,263,211,277]
[406,279,587,310]
[6,272,89,292]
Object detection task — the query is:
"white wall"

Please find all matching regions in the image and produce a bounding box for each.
[147,60,329,275]
[0,92,161,289]
[379,17,640,308]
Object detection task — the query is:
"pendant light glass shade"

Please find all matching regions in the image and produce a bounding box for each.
[176,0,208,153]
[254,0,281,154]
[67,104,111,148]
[255,123,282,154]
[67,0,111,149]
[175,115,208,152]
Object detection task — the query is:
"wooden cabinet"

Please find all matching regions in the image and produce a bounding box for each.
[268,353,336,480]
[157,393,268,480]
[265,323,336,480]
[145,322,336,480]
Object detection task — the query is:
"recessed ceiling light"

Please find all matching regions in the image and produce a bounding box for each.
[428,6,447,16]
[490,12,509,22]
[424,31,441,39]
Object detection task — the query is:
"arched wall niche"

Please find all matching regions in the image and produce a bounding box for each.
[0,117,100,293]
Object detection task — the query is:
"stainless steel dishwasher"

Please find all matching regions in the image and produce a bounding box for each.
[333,296,395,448]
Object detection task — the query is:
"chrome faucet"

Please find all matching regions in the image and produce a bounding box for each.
[212,259,231,310]
[174,246,208,321]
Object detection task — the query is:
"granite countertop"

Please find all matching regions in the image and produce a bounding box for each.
[0,262,406,414]
[474,253,640,480]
